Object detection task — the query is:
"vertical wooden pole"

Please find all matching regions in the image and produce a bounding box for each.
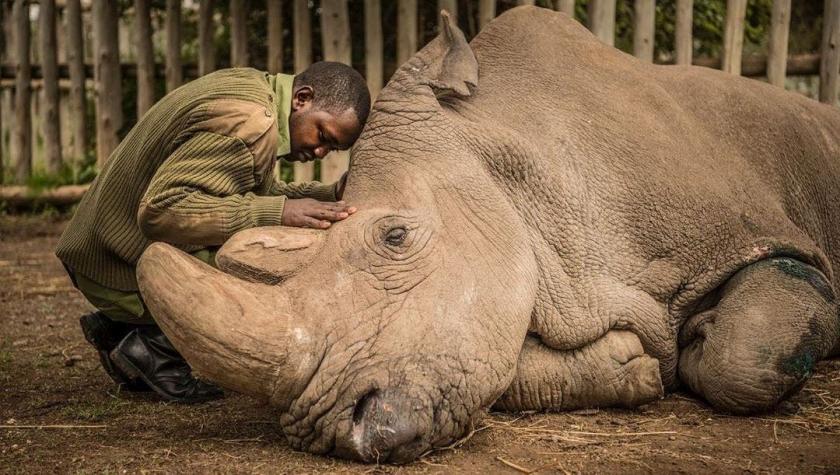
[319,0,351,185]
[478,0,495,30]
[518,0,535,5]
[439,0,457,32]
[198,0,215,75]
[65,0,86,172]
[230,0,248,67]
[588,0,616,46]
[165,0,182,91]
[820,0,840,104]
[722,0,747,75]
[268,0,283,182]
[267,0,283,73]
[0,3,4,182]
[397,0,417,66]
[13,0,31,183]
[293,0,313,181]
[633,0,655,62]
[135,0,155,116]
[556,1,575,16]
[40,0,62,174]
[675,0,693,65]
[767,0,791,87]
[365,0,383,99]
[92,0,122,167]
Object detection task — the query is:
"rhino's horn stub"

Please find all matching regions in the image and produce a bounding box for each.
[216,226,326,284]
[136,242,320,408]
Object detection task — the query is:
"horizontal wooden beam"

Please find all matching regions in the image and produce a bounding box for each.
[671,53,821,77]
[0,54,823,82]
[0,184,90,208]
[0,62,201,80]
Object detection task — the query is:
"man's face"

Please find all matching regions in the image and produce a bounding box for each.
[287,87,362,163]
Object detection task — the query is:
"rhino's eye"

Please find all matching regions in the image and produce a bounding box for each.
[384,227,407,246]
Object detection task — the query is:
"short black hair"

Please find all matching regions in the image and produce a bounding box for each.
[293,61,371,127]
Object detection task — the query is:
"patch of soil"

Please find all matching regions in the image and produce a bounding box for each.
[1,215,838,474]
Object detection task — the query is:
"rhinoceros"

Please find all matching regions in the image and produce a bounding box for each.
[136,6,840,463]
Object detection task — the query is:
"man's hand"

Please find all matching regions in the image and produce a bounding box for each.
[282,198,357,229]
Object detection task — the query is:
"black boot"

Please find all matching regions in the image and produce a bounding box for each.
[79,312,150,392]
[109,326,223,403]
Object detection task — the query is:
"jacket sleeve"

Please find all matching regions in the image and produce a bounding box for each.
[268,178,338,202]
[138,131,286,246]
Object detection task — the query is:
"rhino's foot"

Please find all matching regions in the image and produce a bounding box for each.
[494,330,663,412]
[678,258,839,415]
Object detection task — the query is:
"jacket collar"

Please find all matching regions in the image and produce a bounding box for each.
[266,73,295,157]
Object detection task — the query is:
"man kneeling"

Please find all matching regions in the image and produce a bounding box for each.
[56,62,371,403]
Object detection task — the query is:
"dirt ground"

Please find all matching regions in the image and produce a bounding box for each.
[1,214,838,474]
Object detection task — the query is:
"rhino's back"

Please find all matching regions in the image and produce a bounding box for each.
[471,6,840,303]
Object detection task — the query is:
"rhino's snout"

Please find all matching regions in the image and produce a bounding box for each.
[335,388,429,463]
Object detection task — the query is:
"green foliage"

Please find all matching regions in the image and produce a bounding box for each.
[567,0,820,61]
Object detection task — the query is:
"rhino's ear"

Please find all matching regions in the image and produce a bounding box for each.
[404,10,478,99]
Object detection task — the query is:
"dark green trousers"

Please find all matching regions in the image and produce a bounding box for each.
[65,249,217,325]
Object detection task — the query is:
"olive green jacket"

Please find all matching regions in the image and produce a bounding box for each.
[56,68,336,291]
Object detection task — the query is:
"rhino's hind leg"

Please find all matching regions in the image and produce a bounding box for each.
[678,258,839,414]
[494,330,663,411]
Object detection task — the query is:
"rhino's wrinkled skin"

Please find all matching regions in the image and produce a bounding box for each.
[137,7,840,463]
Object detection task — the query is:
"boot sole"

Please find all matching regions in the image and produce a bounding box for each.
[79,314,150,392]
[109,349,220,404]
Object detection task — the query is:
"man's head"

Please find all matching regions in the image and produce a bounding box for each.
[287,62,371,162]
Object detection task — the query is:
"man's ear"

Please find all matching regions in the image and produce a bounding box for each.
[292,86,314,111]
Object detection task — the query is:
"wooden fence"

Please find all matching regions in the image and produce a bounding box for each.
[0,0,839,205]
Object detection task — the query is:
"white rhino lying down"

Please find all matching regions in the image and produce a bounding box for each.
[136,6,840,464]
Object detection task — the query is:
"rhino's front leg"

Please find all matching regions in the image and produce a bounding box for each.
[494,330,664,411]
[678,257,839,414]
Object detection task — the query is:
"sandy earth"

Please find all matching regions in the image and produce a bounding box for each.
[1,214,838,474]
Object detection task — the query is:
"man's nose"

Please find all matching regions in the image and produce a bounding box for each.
[314,146,329,158]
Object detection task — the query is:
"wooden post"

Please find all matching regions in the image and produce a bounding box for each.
[65,0,86,170]
[633,0,655,62]
[92,0,122,167]
[0,3,4,182]
[230,0,248,67]
[320,0,351,185]
[293,0,314,181]
[439,0,457,31]
[135,0,155,116]
[820,0,840,104]
[588,0,616,46]
[556,1,575,16]
[767,0,791,87]
[267,0,283,73]
[478,0,495,30]
[40,0,62,174]
[397,0,417,66]
[365,0,383,99]
[165,0,182,91]
[675,0,693,65]
[722,0,747,75]
[518,0,535,5]
[268,0,283,182]
[13,0,31,183]
[198,0,215,75]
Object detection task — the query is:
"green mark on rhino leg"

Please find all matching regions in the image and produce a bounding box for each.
[781,350,815,379]
[771,258,836,303]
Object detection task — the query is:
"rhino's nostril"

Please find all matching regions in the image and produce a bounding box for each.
[353,389,379,425]
[338,388,425,463]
